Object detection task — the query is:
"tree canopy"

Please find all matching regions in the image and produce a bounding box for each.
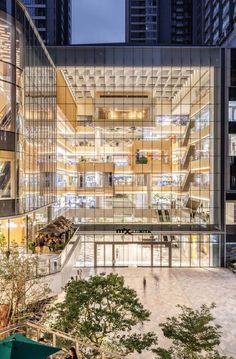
[153,304,233,359]
[0,248,50,327]
[50,273,157,358]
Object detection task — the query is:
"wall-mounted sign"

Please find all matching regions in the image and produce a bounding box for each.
[116,228,151,235]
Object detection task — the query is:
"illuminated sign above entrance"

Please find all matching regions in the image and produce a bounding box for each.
[116,228,151,235]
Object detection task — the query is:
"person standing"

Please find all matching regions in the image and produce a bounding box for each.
[65,347,78,359]
[38,235,45,254]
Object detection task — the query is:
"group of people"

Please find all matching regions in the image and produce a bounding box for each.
[34,216,76,254]
[35,233,64,253]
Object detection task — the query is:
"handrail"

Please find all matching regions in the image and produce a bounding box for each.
[0,321,125,359]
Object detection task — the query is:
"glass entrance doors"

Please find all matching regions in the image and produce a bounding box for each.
[95,243,171,267]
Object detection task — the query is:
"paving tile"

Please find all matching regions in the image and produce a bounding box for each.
[88,268,236,358]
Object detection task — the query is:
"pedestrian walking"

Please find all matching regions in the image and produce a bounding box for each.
[143,276,146,290]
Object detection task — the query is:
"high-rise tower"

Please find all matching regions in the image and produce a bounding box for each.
[22,0,71,45]
[125,0,203,45]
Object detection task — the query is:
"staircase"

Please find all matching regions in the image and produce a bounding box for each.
[35,228,83,297]
[0,321,125,358]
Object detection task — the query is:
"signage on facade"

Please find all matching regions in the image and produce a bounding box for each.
[116,228,151,235]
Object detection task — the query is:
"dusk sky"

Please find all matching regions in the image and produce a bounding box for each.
[72,0,125,44]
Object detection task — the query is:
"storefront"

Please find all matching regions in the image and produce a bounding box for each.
[76,231,220,268]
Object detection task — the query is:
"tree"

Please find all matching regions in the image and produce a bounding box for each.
[153,304,233,359]
[50,273,157,358]
[0,248,50,327]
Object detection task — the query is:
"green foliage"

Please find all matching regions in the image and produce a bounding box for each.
[137,156,148,164]
[55,242,66,251]
[50,273,157,358]
[160,304,220,353]
[28,241,36,253]
[0,248,50,326]
[0,232,6,246]
[205,351,234,359]
[153,304,233,359]
[119,332,157,354]
[154,348,173,359]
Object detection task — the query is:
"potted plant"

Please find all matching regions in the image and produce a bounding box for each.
[28,241,36,254]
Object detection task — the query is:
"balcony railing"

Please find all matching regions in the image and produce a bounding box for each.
[0,321,125,359]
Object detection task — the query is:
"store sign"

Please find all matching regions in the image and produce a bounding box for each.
[116,228,151,235]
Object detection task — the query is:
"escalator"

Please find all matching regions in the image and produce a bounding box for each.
[158,209,164,222]
[0,161,11,197]
[183,194,200,211]
[182,119,194,147]
[181,145,194,170]
[164,209,170,221]
[0,105,11,130]
[182,171,194,191]
[0,105,15,151]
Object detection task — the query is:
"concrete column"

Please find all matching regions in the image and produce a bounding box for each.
[147,174,152,209]
[47,205,53,222]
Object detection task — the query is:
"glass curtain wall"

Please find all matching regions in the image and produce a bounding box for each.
[0,0,56,217]
[54,47,221,228]
[76,233,220,268]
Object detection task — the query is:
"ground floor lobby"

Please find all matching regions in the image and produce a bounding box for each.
[81,267,236,358]
[76,231,221,268]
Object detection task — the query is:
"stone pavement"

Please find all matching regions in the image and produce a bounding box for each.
[88,267,236,358]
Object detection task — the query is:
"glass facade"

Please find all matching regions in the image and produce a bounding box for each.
[76,232,220,268]
[50,46,222,267]
[0,0,56,217]
[53,47,221,227]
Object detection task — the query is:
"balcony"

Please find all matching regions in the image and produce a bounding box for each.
[132,160,171,174]
[77,162,114,173]
[152,185,182,193]
[191,125,210,144]
[114,165,132,173]
[57,185,113,196]
[57,161,76,172]
[97,108,149,125]
[189,184,210,200]
[190,157,210,171]
[76,187,113,196]
[114,185,147,194]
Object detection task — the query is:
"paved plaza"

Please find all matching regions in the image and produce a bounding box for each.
[87,267,236,358]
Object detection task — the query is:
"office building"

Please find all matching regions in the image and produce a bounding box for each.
[125,0,203,45]
[1,0,236,268]
[204,0,236,46]
[21,0,71,45]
